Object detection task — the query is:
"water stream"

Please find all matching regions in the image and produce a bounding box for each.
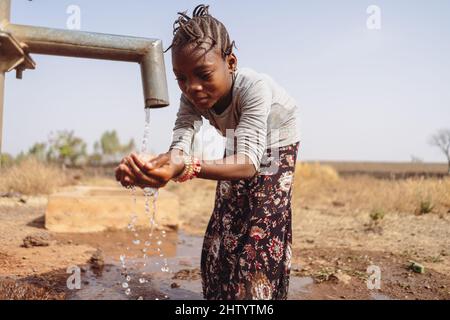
[120,108,170,299]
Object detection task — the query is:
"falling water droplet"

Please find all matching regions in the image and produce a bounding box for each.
[125,288,131,295]
[122,282,129,289]
[161,266,170,272]
[133,239,140,245]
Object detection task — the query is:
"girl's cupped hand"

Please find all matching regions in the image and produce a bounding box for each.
[115,152,185,189]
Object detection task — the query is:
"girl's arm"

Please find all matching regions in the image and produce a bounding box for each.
[170,148,256,181]
[117,148,256,189]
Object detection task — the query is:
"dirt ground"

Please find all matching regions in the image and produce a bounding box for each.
[0,171,449,300]
[169,178,450,300]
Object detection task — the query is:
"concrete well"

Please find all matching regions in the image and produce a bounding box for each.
[45,186,180,233]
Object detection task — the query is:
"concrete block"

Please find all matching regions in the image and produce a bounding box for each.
[45,186,180,233]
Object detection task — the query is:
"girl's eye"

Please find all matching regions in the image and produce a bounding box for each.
[200,73,212,80]
[175,77,186,82]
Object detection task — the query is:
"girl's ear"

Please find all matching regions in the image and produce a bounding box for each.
[227,53,238,72]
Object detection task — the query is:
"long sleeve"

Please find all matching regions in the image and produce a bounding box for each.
[169,95,203,156]
[235,79,272,171]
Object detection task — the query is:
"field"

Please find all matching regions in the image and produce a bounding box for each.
[317,161,449,178]
[0,159,449,300]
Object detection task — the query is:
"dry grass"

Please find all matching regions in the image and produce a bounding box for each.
[78,176,118,187]
[0,158,71,195]
[295,162,340,182]
[293,163,450,216]
[292,162,340,205]
[317,161,448,174]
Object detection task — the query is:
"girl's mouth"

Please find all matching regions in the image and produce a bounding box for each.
[193,96,209,104]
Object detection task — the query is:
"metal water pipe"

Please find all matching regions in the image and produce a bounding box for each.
[0,0,169,163]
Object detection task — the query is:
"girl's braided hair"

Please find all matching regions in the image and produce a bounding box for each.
[164,4,236,58]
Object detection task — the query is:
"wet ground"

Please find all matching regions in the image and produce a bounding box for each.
[51,230,317,300]
[50,229,450,300]
[54,230,204,300]
[2,226,449,300]
[1,195,449,300]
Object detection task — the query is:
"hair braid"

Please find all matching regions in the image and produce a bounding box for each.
[165,4,237,58]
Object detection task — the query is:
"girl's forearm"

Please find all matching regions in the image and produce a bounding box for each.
[169,149,256,181]
[198,154,257,180]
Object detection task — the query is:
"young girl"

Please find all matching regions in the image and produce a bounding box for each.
[115,4,300,300]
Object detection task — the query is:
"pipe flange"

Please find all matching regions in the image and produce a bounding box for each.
[0,31,35,78]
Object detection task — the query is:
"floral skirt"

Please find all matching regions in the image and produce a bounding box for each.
[200,141,300,300]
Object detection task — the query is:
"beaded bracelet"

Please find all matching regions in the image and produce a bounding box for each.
[172,155,201,183]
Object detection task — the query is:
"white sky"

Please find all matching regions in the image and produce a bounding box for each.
[2,0,449,162]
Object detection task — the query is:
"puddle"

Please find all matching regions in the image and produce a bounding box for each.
[54,230,392,300]
[288,276,314,299]
[53,230,204,300]
[54,229,318,300]
[371,292,393,300]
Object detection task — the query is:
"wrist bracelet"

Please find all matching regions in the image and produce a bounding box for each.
[172,156,201,183]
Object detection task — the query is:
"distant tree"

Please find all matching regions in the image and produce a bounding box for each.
[14,151,27,164]
[87,141,103,166]
[429,129,450,174]
[93,141,101,154]
[100,130,135,154]
[122,138,136,154]
[87,153,102,166]
[0,153,14,167]
[95,130,136,164]
[28,142,47,162]
[47,130,87,169]
[100,130,121,155]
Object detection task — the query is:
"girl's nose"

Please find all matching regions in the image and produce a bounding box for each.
[186,79,203,94]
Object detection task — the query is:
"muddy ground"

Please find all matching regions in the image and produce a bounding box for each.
[0,187,449,300]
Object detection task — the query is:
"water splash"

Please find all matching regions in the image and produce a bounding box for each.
[119,186,138,296]
[119,108,170,300]
[141,109,158,197]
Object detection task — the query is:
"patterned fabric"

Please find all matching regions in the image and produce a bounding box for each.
[201,141,300,300]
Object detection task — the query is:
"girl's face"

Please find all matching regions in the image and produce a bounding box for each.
[172,43,237,110]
